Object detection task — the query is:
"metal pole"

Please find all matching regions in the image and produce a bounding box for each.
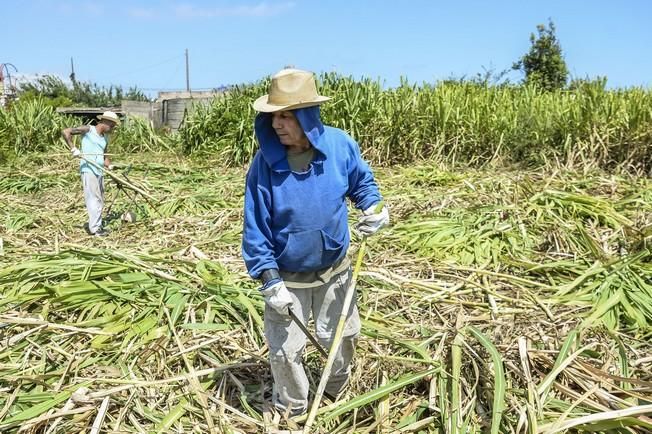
[185,49,190,93]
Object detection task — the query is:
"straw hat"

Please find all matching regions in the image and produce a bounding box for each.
[97,111,121,125]
[253,68,330,113]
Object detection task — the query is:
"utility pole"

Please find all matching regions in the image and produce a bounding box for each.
[70,57,76,85]
[185,49,190,93]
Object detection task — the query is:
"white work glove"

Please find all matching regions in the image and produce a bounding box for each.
[107,164,116,171]
[260,279,293,316]
[71,147,81,158]
[356,204,390,236]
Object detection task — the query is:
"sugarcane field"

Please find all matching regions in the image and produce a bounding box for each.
[2,7,652,433]
[0,71,650,433]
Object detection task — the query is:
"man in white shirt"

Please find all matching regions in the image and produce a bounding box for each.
[62,111,119,237]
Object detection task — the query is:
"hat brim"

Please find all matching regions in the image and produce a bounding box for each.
[97,115,121,125]
[252,94,331,113]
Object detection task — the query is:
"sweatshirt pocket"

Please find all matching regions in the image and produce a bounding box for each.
[276,229,346,272]
[320,229,347,267]
[321,229,345,252]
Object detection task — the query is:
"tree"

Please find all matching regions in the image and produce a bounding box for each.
[18,74,149,107]
[513,19,568,91]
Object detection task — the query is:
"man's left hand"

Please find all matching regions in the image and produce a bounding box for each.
[356,204,389,236]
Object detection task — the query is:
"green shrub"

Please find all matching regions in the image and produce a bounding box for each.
[0,98,77,156]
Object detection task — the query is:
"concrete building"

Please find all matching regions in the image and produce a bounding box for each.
[56,89,225,131]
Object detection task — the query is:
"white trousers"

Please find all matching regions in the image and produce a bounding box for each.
[265,265,360,415]
[81,172,104,234]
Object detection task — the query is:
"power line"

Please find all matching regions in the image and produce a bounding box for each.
[158,59,185,91]
[105,54,184,81]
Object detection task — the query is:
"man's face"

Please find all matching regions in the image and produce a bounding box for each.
[271,110,306,147]
[104,120,117,132]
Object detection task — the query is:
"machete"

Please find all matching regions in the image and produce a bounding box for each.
[288,308,328,358]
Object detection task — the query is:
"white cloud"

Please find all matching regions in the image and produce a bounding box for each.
[127,6,159,19]
[56,1,105,16]
[62,1,295,20]
[82,2,105,16]
[174,2,295,18]
[58,1,295,21]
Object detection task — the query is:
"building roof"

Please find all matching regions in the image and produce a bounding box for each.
[56,107,123,115]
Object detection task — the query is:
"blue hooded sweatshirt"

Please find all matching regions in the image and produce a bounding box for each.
[242,106,382,279]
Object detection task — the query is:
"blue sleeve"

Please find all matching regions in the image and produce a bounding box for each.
[242,153,278,279]
[345,137,382,211]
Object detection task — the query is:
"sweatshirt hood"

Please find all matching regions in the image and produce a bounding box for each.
[254,106,326,169]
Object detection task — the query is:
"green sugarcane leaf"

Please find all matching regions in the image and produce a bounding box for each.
[321,367,439,423]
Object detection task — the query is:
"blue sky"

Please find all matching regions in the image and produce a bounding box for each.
[4,1,651,95]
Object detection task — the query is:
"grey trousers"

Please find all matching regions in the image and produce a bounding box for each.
[265,265,360,416]
[81,172,104,234]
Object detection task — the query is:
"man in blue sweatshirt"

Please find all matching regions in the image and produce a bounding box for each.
[242,68,389,416]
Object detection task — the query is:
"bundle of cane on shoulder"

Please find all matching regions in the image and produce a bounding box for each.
[62,138,163,221]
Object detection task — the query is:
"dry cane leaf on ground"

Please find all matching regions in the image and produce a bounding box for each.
[0,154,651,433]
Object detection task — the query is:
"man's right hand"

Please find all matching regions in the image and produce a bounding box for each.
[259,279,293,316]
[71,147,81,158]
